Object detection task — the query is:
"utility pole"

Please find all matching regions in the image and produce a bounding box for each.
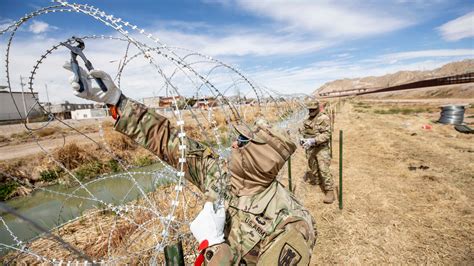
[20,76,29,123]
[45,84,51,112]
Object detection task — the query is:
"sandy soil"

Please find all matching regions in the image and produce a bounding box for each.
[289,100,473,264]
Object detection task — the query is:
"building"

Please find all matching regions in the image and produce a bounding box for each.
[50,102,95,119]
[71,108,108,120]
[0,89,43,122]
[142,96,161,108]
[142,96,187,109]
[194,97,218,109]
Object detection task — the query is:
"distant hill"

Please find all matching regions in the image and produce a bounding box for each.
[315,59,474,98]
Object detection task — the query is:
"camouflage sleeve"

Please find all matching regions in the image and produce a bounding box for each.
[314,113,331,145]
[114,97,217,192]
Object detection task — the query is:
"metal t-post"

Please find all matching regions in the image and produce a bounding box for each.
[288,156,292,192]
[339,130,343,210]
[164,240,185,266]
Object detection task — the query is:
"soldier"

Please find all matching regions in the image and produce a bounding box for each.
[64,63,316,265]
[300,101,335,204]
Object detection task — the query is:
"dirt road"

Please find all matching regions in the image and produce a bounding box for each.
[0,132,102,160]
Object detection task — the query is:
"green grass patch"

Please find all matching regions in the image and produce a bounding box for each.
[373,107,430,115]
[107,159,121,173]
[354,102,371,108]
[74,161,105,180]
[39,168,63,182]
[134,155,154,167]
[0,181,19,201]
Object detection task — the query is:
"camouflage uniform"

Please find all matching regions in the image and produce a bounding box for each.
[301,109,334,192]
[114,98,316,265]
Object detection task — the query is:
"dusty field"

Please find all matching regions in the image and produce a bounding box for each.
[292,100,473,264]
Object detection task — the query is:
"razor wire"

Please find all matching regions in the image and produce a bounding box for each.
[0,1,314,264]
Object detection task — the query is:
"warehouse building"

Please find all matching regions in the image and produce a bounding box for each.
[0,89,43,122]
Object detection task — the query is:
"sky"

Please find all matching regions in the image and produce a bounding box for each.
[0,0,473,103]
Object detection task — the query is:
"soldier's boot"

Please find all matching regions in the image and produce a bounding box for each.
[323,190,335,204]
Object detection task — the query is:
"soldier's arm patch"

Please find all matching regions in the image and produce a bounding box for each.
[278,243,302,266]
[256,225,311,266]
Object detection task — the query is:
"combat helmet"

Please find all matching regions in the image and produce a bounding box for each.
[306,100,320,110]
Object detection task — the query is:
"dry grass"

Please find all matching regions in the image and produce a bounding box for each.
[35,127,62,138]
[282,100,473,264]
[5,185,203,264]
[53,143,93,170]
[0,135,9,143]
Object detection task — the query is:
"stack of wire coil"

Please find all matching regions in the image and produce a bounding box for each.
[438,105,466,125]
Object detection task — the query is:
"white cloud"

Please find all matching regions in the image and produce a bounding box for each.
[438,12,474,41]
[235,0,412,38]
[0,19,14,32]
[28,20,55,34]
[378,49,474,62]
[154,29,329,57]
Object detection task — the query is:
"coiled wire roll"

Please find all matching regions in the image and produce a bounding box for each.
[438,105,466,125]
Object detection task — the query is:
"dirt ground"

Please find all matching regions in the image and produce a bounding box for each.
[287,100,473,264]
[0,132,102,160]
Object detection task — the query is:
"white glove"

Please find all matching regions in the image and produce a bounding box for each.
[63,61,122,105]
[302,138,316,149]
[190,202,225,247]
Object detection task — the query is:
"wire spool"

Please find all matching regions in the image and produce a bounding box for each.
[438,105,466,125]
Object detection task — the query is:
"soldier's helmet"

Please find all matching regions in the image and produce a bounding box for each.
[306,101,320,110]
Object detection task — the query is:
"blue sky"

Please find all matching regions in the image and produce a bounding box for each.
[0,0,473,103]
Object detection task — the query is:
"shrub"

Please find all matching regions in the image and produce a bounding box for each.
[0,182,19,201]
[107,159,121,173]
[40,168,62,182]
[54,143,91,169]
[74,161,104,180]
[134,155,153,167]
[36,127,61,137]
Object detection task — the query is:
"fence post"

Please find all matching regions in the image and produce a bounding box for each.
[164,240,185,266]
[288,156,293,192]
[339,130,343,210]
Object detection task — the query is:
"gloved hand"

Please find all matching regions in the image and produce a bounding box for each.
[302,138,316,149]
[190,202,225,248]
[63,61,122,105]
[299,138,306,146]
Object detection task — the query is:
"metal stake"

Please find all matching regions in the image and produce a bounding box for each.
[288,156,292,192]
[339,130,343,210]
[164,240,185,266]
